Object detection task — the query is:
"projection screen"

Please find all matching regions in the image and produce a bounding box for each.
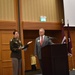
[63,0,75,27]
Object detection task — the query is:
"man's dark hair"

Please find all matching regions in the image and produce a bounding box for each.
[13,30,18,35]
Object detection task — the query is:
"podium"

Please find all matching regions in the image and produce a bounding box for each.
[41,44,69,75]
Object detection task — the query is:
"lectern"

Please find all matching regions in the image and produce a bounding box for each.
[41,44,69,75]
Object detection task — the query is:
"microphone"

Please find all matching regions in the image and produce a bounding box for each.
[47,36,56,39]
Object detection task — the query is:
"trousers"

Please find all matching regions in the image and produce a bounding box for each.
[12,58,22,75]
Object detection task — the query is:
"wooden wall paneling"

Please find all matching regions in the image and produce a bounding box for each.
[72,56,75,69]
[23,30,41,70]
[57,0,64,20]
[1,31,13,75]
[22,0,64,22]
[2,68,13,75]
[0,0,15,21]
[23,30,39,39]
[24,39,40,71]
[1,50,11,62]
[0,32,1,60]
[22,22,62,30]
[45,30,62,43]
[73,59,75,69]
[0,61,2,75]
[0,21,17,30]
[24,39,33,70]
[23,30,62,42]
[0,31,2,75]
[68,56,73,70]
[14,0,19,30]
[70,29,75,69]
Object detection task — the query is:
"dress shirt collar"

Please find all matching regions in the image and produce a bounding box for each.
[40,35,45,41]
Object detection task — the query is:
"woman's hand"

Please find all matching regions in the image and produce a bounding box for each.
[27,41,33,45]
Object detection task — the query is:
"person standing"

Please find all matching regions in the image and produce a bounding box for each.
[31,54,37,71]
[10,30,32,75]
[34,28,54,73]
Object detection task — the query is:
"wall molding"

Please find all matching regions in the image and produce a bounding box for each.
[22,21,62,30]
[0,21,17,30]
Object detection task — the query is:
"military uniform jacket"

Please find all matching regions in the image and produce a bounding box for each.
[10,38,23,59]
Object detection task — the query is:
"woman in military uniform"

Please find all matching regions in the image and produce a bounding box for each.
[10,30,32,75]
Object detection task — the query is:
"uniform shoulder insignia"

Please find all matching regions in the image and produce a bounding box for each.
[19,40,21,43]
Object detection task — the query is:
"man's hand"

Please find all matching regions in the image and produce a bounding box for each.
[27,41,32,45]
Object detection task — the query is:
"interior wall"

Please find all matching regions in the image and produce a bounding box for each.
[22,0,64,22]
[0,0,75,74]
[0,32,2,75]
[0,0,19,75]
[0,0,15,21]
[0,31,14,75]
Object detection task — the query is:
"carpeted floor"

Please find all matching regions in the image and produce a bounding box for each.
[25,70,75,75]
[25,69,42,75]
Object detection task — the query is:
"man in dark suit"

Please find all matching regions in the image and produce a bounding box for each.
[34,28,53,73]
[10,30,32,75]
